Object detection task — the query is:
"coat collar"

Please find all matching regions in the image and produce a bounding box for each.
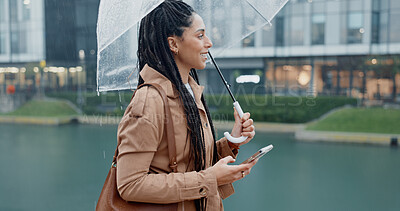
[139,64,205,104]
[140,64,179,98]
[187,74,205,111]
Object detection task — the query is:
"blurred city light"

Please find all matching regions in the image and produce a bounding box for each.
[236,75,260,84]
[298,71,311,86]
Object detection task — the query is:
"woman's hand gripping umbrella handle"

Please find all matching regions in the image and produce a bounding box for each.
[224,101,248,144]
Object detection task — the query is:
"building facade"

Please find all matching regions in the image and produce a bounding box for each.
[0,0,45,94]
[0,0,99,98]
[201,0,400,102]
[0,0,399,105]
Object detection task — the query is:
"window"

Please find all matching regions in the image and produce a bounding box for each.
[371,0,381,44]
[372,0,380,10]
[371,12,380,43]
[380,11,389,43]
[0,0,6,22]
[312,1,325,13]
[290,16,304,46]
[312,14,325,45]
[0,33,5,54]
[22,0,31,20]
[262,24,274,47]
[10,0,18,22]
[75,3,86,28]
[275,17,284,46]
[380,0,389,10]
[391,0,400,9]
[241,8,256,48]
[242,34,255,47]
[11,32,18,53]
[19,31,27,53]
[11,31,27,54]
[347,12,363,44]
[209,4,227,48]
[390,12,400,43]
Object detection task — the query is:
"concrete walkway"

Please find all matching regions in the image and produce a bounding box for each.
[215,120,399,146]
[0,115,78,125]
[295,129,399,146]
[213,120,304,133]
[1,114,398,146]
[78,115,121,125]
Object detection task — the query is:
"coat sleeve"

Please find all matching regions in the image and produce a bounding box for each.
[215,137,238,199]
[116,87,219,204]
[216,137,238,159]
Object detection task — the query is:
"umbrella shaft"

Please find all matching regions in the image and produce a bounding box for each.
[208,51,236,102]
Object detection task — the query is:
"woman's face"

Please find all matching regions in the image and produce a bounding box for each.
[172,14,213,71]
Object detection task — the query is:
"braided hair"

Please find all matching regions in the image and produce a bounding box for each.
[137,1,218,210]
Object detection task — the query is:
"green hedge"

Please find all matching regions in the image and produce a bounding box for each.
[205,95,357,123]
[47,92,357,123]
[1,99,78,117]
[306,108,400,134]
[46,91,134,116]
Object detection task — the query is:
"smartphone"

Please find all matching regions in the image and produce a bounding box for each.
[241,145,273,164]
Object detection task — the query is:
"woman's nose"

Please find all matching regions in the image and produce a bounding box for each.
[205,35,213,48]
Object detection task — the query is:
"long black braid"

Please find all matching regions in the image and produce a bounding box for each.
[190,69,219,166]
[137,1,218,210]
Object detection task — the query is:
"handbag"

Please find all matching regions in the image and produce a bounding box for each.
[96,83,178,211]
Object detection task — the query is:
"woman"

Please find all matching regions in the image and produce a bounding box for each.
[116,0,257,210]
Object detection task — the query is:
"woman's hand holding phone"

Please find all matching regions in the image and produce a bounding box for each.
[212,156,257,186]
[212,145,273,185]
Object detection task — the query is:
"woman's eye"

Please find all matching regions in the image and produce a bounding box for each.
[198,34,204,39]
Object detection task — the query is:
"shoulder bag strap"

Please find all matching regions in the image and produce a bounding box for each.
[112,83,178,173]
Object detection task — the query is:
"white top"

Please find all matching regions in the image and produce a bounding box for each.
[184,83,195,100]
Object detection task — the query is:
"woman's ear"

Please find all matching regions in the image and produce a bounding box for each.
[167,36,178,53]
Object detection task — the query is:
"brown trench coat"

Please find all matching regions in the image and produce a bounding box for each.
[116,64,238,210]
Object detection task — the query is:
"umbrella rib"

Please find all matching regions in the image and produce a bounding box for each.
[244,0,271,24]
[266,0,290,23]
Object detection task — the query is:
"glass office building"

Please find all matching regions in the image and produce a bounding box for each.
[0,0,45,93]
[201,0,400,102]
[1,0,399,103]
[0,0,99,95]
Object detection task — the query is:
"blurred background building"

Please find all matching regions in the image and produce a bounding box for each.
[0,0,399,106]
[0,0,98,111]
[202,0,400,104]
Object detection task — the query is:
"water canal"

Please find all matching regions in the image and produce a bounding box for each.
[0,124,399,210]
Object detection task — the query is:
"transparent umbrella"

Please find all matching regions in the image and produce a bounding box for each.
[96,0,288,93]
[96,0,289,143]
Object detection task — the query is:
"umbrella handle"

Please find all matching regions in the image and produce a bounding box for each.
[224,101,248,144]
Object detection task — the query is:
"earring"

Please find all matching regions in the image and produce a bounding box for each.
[174,49,179,55]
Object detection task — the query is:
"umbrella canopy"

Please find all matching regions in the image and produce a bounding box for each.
[96,0,289,93]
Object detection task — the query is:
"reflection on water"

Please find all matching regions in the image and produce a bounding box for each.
[0,124,399,211]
